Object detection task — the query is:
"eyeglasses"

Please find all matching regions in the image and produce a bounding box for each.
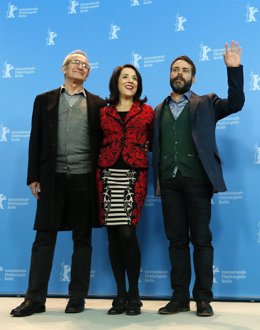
[70,59,90,70]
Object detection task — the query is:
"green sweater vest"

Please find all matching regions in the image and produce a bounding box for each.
[159,103,209,183]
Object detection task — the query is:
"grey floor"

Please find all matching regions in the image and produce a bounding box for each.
[1,297,260,330]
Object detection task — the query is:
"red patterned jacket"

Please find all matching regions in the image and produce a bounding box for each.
[98,101,154,169]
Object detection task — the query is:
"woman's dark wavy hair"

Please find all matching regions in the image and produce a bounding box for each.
[107,64,147,106]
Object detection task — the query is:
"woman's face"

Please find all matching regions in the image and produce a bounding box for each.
[117,67,138,100]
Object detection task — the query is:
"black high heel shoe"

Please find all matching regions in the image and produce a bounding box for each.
[126,298,143,315]
[107,297,127,315]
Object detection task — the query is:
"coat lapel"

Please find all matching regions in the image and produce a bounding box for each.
[47,89,60,121]
[46,89,60,144]
[86,90,96,125]
[125,102,142,124]
[189,92,201,124]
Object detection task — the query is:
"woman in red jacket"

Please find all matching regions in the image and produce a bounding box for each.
[97,64,154,315]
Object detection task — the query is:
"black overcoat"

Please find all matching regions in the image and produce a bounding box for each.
[27,88,106,230]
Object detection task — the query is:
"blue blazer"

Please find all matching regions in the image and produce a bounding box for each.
[152,66,245,195]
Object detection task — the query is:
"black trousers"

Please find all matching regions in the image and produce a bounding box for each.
[26,173,92,303]
[160,171,213,303]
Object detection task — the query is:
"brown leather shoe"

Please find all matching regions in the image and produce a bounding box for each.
[158,300,190,315]
[196,301,214,316]
[10,299,46,317]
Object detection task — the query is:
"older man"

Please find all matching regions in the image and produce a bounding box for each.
[11,50,105,316]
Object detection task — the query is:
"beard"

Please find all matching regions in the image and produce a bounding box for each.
[170,76,193,94]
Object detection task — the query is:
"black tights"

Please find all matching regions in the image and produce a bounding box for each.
[107,225,141,300]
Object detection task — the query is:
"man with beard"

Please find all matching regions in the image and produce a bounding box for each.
[152,41,244,317]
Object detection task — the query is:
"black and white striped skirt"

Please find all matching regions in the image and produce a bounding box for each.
[101,168,138,225]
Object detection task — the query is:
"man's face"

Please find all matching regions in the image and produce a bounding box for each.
[170,59,195,94]
[62,54,90,83]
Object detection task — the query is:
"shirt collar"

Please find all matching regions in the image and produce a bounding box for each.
[60,85,86,98]
[166,90,192,104]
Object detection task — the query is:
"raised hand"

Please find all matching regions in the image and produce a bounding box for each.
[223,40,242,67]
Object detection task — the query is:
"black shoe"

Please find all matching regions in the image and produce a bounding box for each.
[65,297,85,313]
[10,299,46,317]
[107,297,127,315]
[196,301,214,316]
[126,299,143,316]
[158,300,190,315]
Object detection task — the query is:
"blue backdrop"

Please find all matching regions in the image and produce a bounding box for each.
[0,0,259,301]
